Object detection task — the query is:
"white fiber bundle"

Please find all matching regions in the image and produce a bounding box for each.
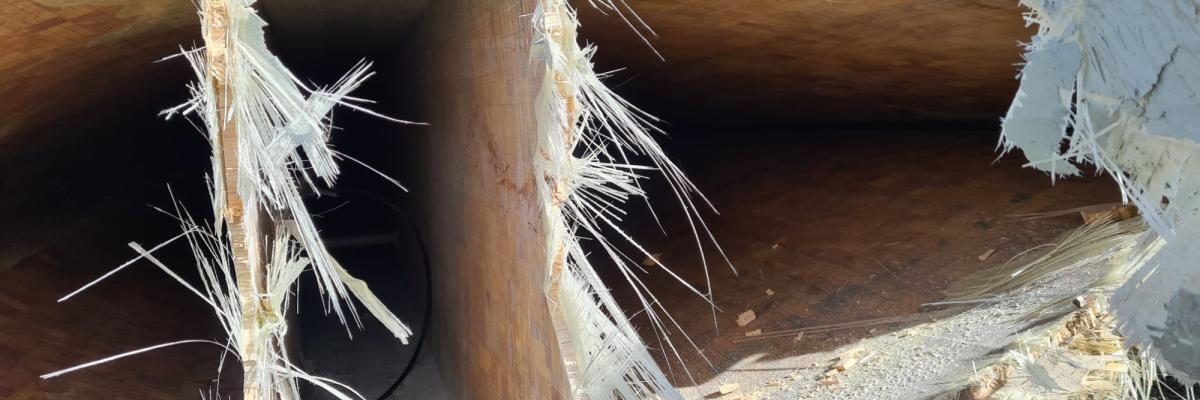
[1001,0,1200,383]
[46,1,413,399]
[534,1,734,398]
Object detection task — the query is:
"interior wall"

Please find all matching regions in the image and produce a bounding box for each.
[0,3,221,398]
[575,0,1033,127]
[406,1,571,398]
[0,204,223,399]
[1,0,199,269]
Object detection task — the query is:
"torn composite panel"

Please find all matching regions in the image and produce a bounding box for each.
[165,0,414,398]
[533,0,732,398]
[43,1,412,399]
[1001,0,1200,383]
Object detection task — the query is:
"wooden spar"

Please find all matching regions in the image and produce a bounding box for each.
[203,1,269,399]
[543,0,576,312]
[540,1,588,397]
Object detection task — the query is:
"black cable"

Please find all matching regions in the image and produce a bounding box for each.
[307,189,433,400]
[375,201,432,400]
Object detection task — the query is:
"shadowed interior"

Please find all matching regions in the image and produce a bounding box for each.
[571,2,1120,395]
[0,1,1120,399]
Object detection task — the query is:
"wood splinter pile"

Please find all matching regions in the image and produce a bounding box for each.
[708,382,744,399]
[818,347,876,386]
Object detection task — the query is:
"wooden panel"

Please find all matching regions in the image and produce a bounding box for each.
[0,210,221,399]
[0,11,210,400]
[576,0,1034,124]
[0,0,195,143]
[409,1,571,398]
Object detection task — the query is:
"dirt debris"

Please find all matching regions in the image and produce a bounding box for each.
[757,252,1119,399]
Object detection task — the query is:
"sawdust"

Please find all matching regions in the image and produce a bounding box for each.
[714,251,1124,400]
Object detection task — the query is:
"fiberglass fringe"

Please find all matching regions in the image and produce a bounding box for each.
[1000,0,1200,384]
[533,1,734,398]
[44,1,412,399]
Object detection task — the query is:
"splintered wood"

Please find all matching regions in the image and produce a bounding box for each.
[737,309,757,327]
[1079,204,1137,224]
[709,383,743,399]
[977,248,996,261]
[203,1,268,399]
[817,347,874,386]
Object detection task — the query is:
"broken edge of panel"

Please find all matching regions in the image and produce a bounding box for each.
[1001,0,1200,383]
[532,0,734,398]
[192,1,414,398]
[44,1,413,399]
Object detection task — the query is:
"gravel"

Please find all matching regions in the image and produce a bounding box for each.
[679,254,1116,400]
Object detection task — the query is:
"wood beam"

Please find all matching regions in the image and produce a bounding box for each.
[203,1,269,399]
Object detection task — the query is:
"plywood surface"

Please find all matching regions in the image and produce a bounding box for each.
[0,0,195,142]
[0,209,220,399]
[576,0,1033,124]
[409,0,571,398]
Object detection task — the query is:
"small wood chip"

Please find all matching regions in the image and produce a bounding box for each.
[858,351,876,366]
[717,383,741,394]
[835,356,859,371]
[978,248,996,261]
[745,329,762,337]
[793,332,804,342]
[828,347,867,373]
[736,309,757,327]
[765,288,775,296]
[1081,204,1138,224]
[641,253,664,266]
[818,376,840,386]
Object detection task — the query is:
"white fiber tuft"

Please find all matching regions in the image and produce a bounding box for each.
[534,1,733,398]
[47,1,412,399]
